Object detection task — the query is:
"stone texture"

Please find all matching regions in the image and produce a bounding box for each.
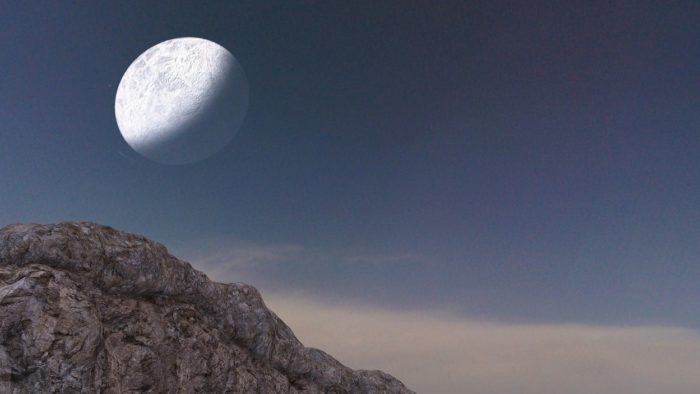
[0,222,414,394]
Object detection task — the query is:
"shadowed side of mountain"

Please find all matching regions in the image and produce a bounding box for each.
[0,222,414,393]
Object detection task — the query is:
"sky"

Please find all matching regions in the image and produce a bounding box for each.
[1,1,700,392]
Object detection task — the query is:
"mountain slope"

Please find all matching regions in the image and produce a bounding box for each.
[0,222,414,393]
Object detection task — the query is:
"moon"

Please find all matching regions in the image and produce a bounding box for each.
[115,37,248,164]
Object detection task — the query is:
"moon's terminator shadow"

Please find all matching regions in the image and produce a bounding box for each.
[134,59,249,165]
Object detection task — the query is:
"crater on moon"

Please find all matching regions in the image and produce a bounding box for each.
[115,37,249,164]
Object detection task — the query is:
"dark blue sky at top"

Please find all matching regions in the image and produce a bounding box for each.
[1,1,699,326]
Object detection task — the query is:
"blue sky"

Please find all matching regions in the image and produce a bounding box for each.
[2,2,700,391]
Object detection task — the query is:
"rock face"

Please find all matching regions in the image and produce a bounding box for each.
[0,222,414,394]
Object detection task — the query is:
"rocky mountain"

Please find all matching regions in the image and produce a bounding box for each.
[0,222,414,393]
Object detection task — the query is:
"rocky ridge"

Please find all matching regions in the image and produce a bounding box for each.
[0,222,414,393]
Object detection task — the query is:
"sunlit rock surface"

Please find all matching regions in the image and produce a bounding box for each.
[0,222,413,393]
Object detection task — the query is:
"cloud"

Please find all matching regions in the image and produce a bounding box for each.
[264,294,700,394]
[176,239,700,393]
[174,238,428,290]
[172,238,303,282]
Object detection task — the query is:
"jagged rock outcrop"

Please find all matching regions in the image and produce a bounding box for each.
[0,222,414,393]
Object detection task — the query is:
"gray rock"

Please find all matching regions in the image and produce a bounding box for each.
[0,222,414,394]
